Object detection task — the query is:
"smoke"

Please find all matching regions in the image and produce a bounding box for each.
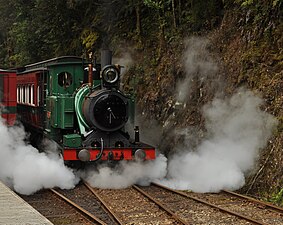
[159,89,277,192]
[113,51,133,76]
[0,120,78,195]
[83,154,167,189]
[176,37,219,103]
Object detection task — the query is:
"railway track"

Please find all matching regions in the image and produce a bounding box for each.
[85,182,188,224]
[22,182,188,224]
[21,189,101,225]
[141,182,283,225]
[51,184,116,225]
[21,182,283,225]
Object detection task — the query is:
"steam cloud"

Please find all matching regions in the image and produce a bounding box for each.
[158,37,278,192]
[160,89,277,192]
[176,37,219,102]
[113,51,133,77]
[83,154,167,189]
[0,120,78,195]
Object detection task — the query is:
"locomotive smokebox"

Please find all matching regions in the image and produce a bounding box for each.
[82,89,129,132]
[101,49,112,68]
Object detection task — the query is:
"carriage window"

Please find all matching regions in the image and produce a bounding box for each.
[58,72,72,88]
[25,86,27,103]
[23,86,26,103]
[16,86,19,103]
[28,85,31,105]
[22,86,24,103]
[26,86,29,103]
[31,84,34,105]
[20,86,22,103]
[37,86,40,106]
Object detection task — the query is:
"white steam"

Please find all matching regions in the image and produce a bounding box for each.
[158,36,277,192]
[176,37,218,102]
[159,89,277,192]
[115,51,133,69]
[113,51,133,76]
[84,154,167,189]
[0,120,78,195]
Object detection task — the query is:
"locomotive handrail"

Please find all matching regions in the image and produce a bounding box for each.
[91,138,104,162]
[74,85,90,135]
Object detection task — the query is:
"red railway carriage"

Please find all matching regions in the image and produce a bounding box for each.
[16,69,47,130]
[0,69,17,125]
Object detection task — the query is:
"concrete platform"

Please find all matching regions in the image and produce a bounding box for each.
[0,181,53,225]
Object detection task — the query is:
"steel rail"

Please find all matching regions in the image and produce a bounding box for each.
[151,182,269,225]
[223,190,283,214]
[132,185,190,225]
[83,181,124,225]
[50,188,107,225]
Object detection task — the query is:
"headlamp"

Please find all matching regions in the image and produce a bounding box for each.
[102,65,119,85]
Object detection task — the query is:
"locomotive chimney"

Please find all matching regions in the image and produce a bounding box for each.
[101,49,112,68]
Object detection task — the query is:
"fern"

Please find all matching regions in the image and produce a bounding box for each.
[273,0,279,7]
[270,189,283,205]
[234,0,254,6]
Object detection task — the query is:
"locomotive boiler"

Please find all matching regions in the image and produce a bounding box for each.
[10,50,156,166]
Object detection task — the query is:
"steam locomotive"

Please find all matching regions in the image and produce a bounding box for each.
[0,50,155,166]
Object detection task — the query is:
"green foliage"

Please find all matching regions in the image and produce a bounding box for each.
[143,0,163,9]
[81,29,99,52]
[143,0,170,10]
[8,20,33,66]
[235,0,254,6]
[0,0,225,67]
[190,0,224,31]
[270,189,283,206]
[272,0,280,7]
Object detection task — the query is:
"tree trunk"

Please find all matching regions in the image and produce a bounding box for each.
[178,0,181,22]
[172,0,177,28]
[135,3,141,37]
